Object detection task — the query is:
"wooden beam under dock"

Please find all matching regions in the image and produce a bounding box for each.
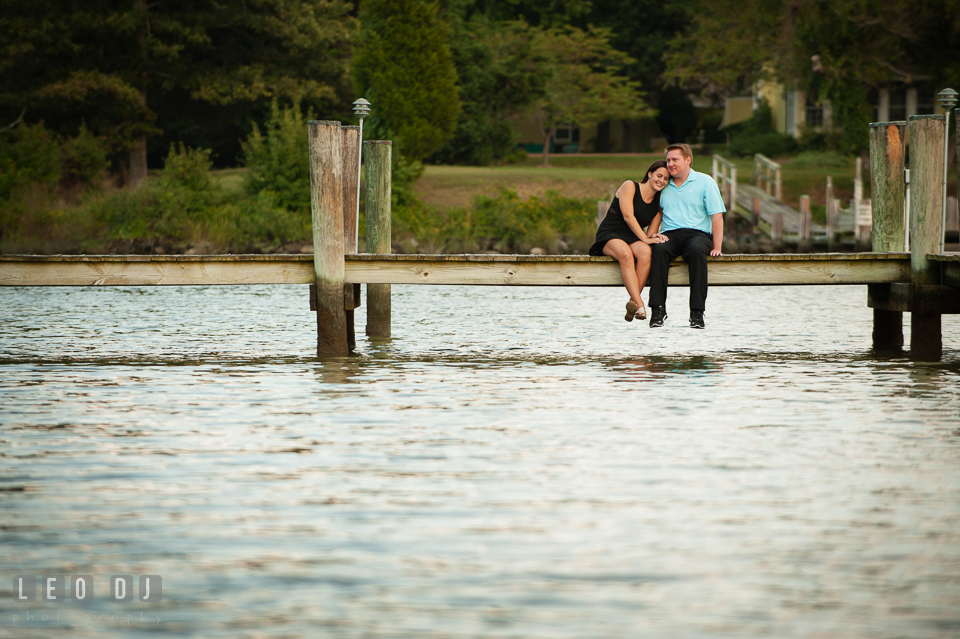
[1,253,915,287]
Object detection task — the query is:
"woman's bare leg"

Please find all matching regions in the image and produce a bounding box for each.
[631,241,652,313]
[603,239,642,308]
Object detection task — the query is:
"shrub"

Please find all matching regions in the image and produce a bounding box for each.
[162,143,215,192]
[729,131,798,158]
[61,124,109,186]
[503,147,529,165]
[789,150,851,168]
[208,192,310,251]
[0,122,61,199]
[91,144,219,246]
[242,101,311,213]
[726,100,798,158]
[391,188,596,254]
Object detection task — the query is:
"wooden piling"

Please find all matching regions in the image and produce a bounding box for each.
[341,125,361,351]
[771,211,784,250]
[907,115,945,359]
[868,121,907,350]
[597,200,608,228]
[869,123,907,249]
[825,177,839,251]
[364,141,392,338]
[308,120,349,356]
[798,195,812,252]
[751,196,760,252]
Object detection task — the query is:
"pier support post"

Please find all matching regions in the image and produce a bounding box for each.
[771,211,784,251]
[907,115,945,359]
[364,141,392,338]
[751,196,760,253]
[341,126,361,351]
[825,177,839,251]
[798,195,811,252]
[868,121,907,351]
[309,120,349,356]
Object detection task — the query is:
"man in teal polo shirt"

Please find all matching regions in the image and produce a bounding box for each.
[648,143,725,329]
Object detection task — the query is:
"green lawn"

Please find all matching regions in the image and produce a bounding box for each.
[416,154,865,218]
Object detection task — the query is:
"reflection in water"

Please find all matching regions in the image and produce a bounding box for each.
[0,284,958,638]
[314,356,365,386]
[611,355,721,380]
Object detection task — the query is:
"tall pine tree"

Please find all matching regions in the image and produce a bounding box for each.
[354,0,460,161]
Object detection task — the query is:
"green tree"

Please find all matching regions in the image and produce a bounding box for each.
[242,101,313,214]
[446,0,590,27]
[665,0,960,153]
[528,26,651,166]
[433,18,546,165]
[0,0,355,186]
[584,0,693,142]
[354,0,461,162]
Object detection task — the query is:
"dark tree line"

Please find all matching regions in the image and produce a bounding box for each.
[1,0,355,183]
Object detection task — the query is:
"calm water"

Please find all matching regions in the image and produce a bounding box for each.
[1,284,959,638]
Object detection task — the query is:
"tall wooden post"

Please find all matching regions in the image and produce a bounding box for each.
[751,196,760,253]
[364,141,392,338]
[798,195,811,252]
[868,121,907,351]
[341,125,361,351]
[825,177,839,251]
[729,165,737,215]
[771,211,783,250]
[309,120,349,356]
[907,115,944,359]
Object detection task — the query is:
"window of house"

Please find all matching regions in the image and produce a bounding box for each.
[889,89,907,121]
[805,98,823,128]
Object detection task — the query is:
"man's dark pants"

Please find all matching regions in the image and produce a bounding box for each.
[648,228,713,312]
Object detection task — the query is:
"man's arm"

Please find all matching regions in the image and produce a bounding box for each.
[702,178,726,257]
[709,213,723,257]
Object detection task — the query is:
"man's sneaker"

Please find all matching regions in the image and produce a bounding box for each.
[649,306,667,328]
[689,310,705,329]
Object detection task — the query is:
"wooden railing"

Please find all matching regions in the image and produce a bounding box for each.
[753,154,782,201]
[711,154,737,211]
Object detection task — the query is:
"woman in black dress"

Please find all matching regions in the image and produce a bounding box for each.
[589,160,670,321]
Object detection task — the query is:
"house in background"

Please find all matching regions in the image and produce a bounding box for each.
[721,79,941,137]
[513,90,721,154]
[513,117,668,154]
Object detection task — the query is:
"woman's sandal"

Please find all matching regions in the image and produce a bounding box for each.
[635,305,647,321]
[625,300,639,322]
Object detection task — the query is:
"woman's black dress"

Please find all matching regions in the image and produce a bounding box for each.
[588,183,661,256]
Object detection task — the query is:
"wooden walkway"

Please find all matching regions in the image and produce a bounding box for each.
[0,253,913,287]
[733,184,854,243]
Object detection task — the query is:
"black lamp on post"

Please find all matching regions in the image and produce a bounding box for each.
[937,88,957,253]
[352,98,371,251]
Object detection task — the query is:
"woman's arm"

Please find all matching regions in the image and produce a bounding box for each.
[617,181,655,243]
[645,212,667,243]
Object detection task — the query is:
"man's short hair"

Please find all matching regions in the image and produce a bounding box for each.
[665,143,693,160]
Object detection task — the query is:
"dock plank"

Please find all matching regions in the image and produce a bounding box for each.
[0,253,911,287]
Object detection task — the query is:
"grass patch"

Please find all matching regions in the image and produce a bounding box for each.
[416,153,869,222]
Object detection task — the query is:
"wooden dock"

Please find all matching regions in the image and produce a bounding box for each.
[731,183,828,241]
[2,116,958,360]
[0,252,913,287]
[713,154,858,248]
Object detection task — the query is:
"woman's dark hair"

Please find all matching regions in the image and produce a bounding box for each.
[640,160,668,183]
